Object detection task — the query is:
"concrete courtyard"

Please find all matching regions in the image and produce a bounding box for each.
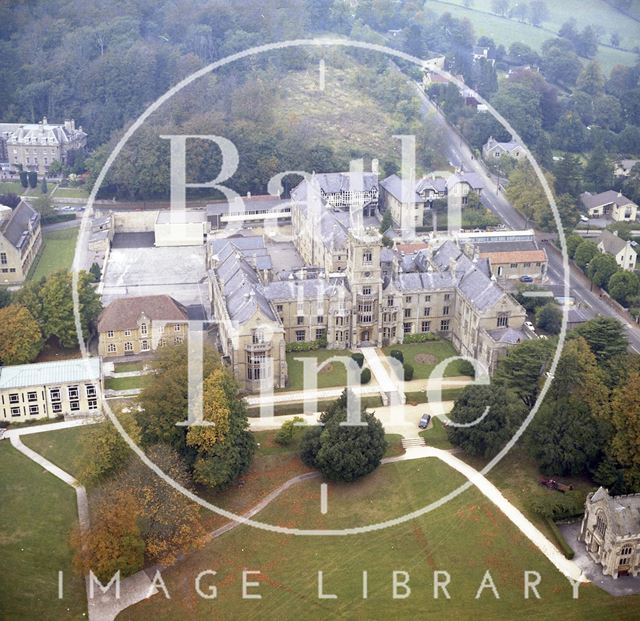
[101,244,209,312]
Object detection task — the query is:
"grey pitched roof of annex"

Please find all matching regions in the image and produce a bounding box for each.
[598,229,637,256]
[581,190,637,210]
[212,236,276,324]
[379,174,425,203]
[0,200,39,249]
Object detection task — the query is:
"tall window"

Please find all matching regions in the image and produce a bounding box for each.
[0,252,6,265]
[124,342,133,352]
[140,323,148,335]
[295,329,305,342]
[363,250,372,263]
[595,514,607,537]
[440,320,450,332]
[497,313,509,328]
[421,320,431,333]
[443,306,449,316]
[424,306,431,316]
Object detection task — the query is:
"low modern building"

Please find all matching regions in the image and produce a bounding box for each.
[579,487,640,578]
[0,358,101,423]
[97,295,189,357]
[581,191,638,222]
[482,136,526,161]
[2,117,86,174]
[207,195,292,230]
[154,210,208,246]
[0,199,42,284]
[597,230,637,271]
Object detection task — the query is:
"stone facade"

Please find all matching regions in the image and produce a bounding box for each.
[3,117,86,174]
[209,173,527,392]
[97,295,189,358]
[579,487,640,578]
[0,200,42,284]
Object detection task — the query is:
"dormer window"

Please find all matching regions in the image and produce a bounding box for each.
[140,323,148,335]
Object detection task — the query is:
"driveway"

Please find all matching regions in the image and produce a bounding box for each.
[558,521,640,596]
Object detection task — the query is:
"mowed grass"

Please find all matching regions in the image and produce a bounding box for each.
[29,226,78,281]
[382,340,467,379]
[22,424,94,479]
[429,0,639,73]
[104,375,148,391]
[120,456,640,621]
[52,186,89,199]
[113,361,145,373]
[0,443,86,621]
[283,349,355,391]
[420,417,455,450]
[0,180,27,195]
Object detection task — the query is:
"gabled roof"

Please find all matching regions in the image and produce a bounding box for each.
[581,190,637,211]
[598,229,636,256]
[291,172,378,202]
[97,295,188,332]
[379,174,424,203]
[447,171,485,192]
[6,119,86,146]
[0,357,100,389]
[480,249,547,265]
[0,199,39,250]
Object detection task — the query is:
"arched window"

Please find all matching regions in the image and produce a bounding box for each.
[595,513,607,538]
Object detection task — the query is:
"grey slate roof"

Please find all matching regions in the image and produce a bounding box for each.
[379,174,424,203]
[212,236,276,324]
[0,200,39,250]
[487,327,525,344]
[432,240,506,311]
[598,229,637,256]
[0,358,100,389]
[581,190,637,210]
[396,271,455,291]
[264,278,346,301]
[447,171,485,192]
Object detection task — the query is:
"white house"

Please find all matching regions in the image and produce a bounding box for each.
[482,136,526,161]
[581,191,638,222]
[597,229,637,271]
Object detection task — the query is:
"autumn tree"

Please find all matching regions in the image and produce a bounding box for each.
[138,343,218,453]
[72,487,145,582]
[189,368,255,489]
[0,304,43,364]
[78,414,141,485]
[609,373,640,491]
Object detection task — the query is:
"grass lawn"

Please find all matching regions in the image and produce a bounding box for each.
[105,375,147,391]
[52,186,89,199]
[248,395,384,418]
[120,454,640,621]
[0,180,27,195]
[0,443,86,620]
[29,226,78,281]
[113,361,145,373]
[405,387,465,405]
[382,340,467,379]
[22,424,94,479]
[428,0,638,73]
[282,349,355,391]
[419,417,455,450]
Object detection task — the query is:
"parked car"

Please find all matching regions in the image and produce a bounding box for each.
[418,413,431,429]
[519,275,534,283]
[539,478,573,493]
[580,215,589,223]
[524,321,535,332]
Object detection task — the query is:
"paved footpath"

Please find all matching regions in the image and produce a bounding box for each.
[3,418,154,621]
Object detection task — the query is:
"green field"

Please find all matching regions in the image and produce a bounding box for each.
[382,340,467,379]
[105,375,147,391]
[0,180,28,195]
[0,443,86,620]
[22,425,94,478]
[428,0,639,73]
[420,417,455,449]
[248,395,384,417]
[29,226,78,281]
[52,186,89,200]
[283,349,355,391]
[120,454,640,621]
